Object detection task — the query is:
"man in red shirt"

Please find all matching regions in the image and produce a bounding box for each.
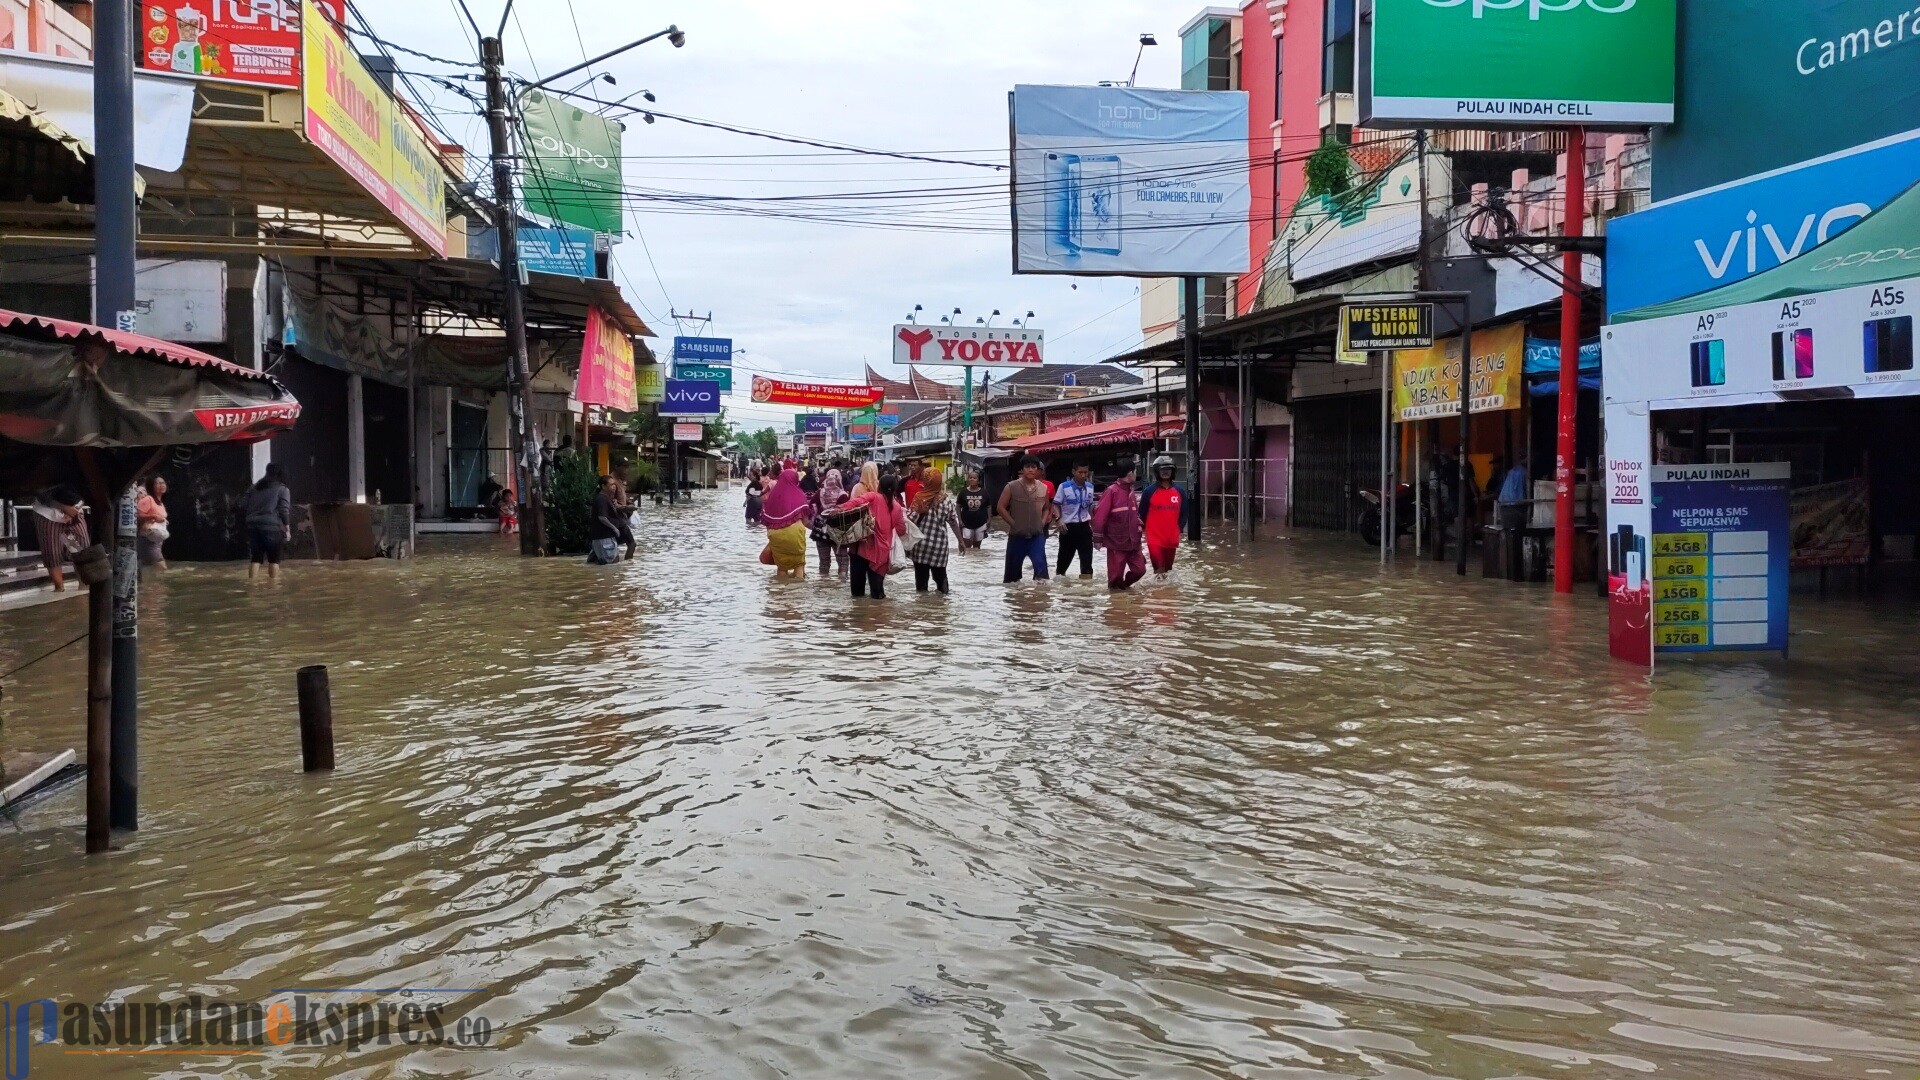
[902,459,924,509]
[1138,455,1188,577]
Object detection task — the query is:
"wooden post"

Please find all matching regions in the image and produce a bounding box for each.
[297,665,334,772]
[75,545,113,854]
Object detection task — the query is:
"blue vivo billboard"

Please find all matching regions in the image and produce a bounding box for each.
[672,336,733,365]
[1010,85,1251,276]
[662,379,720,416]
[1606,131,1920,317]
[802,413,833,434]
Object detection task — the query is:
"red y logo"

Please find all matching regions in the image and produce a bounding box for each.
[897,327,934,362]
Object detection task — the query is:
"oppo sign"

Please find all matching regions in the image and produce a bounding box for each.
[1424,0,1636,17]
[1368,0,1675,127]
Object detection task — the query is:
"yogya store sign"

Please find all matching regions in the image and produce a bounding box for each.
[575,305,636,413]
[1391,321,1525,421]
[750,377,885,410]
[300,0,447,255]
[892,324,1044,367]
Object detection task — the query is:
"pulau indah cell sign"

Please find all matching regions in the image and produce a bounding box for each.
[892,324,1044,367]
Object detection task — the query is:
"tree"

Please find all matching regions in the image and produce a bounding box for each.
[749,427,780,457]
[543,451,598,556]
[1303,137,1354,199]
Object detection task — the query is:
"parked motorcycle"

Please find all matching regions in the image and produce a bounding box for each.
[1356,482,1418,547]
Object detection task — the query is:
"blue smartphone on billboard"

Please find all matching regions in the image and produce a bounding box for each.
[1688,340,1725,387]
[1864,316,1914,373]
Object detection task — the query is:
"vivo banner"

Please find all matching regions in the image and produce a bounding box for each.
[1010,85,1251,276]
[1607,131,1920,316]
[892,324,1044,367]
[662,379,721,417]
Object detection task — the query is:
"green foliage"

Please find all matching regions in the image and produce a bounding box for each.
[624,459,662,494]
[543,452,599,556]
[1303,138,1354,199]
[748,427,781,457]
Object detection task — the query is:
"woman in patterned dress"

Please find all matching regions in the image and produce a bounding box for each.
[906,469,963,594]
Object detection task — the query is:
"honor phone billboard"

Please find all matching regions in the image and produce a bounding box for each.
[1010,85,1251,276]
[1362,0,1676,128]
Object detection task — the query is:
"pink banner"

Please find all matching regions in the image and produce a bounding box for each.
[576,306,636,413]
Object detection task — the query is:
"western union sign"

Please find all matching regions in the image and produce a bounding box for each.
[1340,303,1436,351]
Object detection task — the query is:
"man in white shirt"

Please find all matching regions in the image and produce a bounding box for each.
[1052,462,1097,578]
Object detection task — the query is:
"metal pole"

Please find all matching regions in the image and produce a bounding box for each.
[482,35,548,555]
[1379,352,1391,566]
[1183,276,1202,546]
[1238,356,1252,542]
[78,546,112,854]
[110,486,137,829]
[93,0,137,334]
[1456,308,1474,578]
[1553,126,1587,594]
[1413,423,1423,554]
[95,0,141,834]
[297,665,335,772]
[963,366,974,429]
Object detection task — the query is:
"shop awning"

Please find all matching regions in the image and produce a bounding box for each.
[996,414,1185,453]
[0,308,299,446]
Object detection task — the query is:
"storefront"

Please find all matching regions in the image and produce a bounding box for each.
[1603,181,1920,665]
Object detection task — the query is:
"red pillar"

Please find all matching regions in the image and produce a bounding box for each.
[1553,127,1587,594]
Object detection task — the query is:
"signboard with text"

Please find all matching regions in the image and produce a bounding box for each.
[1342,302,1435,351]
[1365,0,1676,129]
[142,0,339,86]
[662,379,721,417]
[636,363,665,404]
[892,324,1044,367]
[1651,463,1791,654]
[300,0,446,255]
[672,422,704,442]
[1010,84,1251,276]
[1391,322,1525,422]
[672,336,733,365]
[575,305,635,413]
[750,376,884,410]
[673,362,732,392]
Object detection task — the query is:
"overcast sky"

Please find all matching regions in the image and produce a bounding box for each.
[364,0,1187,431]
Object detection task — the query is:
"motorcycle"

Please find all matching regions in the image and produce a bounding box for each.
[1356,482,1418,547]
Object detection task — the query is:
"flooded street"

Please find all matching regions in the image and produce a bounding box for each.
[4,492,1920,1079]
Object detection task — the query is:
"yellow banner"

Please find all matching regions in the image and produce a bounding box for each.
[636,363,665,404]
[301,0,445,255]
[1391,321,1524,423]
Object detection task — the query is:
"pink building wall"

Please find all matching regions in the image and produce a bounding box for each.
[1238,1,1276,314]
[1236,0,1326,315]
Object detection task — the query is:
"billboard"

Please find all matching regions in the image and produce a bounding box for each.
[519,89,623,236]
[1010,85,1250,276]
[662,379,721,417]
[892,324,1043,367]
[1650,464,1791,654]
[1283,154,1448,283]
[1606,132,1920,317]
[300,0,446,255]
[1390,321,1525,422]
[1364,0,1676,128]
[798,413,834,434]
[140,0,340,86]
[1651,0,1920,201]
[749,377,884,410]
[673,362,732,392]
[672,336,733,365]
[636,363,665,404]
[671,422,703,442]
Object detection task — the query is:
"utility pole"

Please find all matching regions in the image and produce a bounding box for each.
[1183,275,1202,545]
[95,0,140,832]
[481,34,548,555]
[1552,127,1588,594]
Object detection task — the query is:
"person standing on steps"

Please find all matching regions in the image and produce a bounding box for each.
[1139,455,1189,579]
[1052,462,1097,579]
[997,457,1053,583]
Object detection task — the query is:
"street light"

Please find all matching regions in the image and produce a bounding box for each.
[1128,32,1157,88]
[525,25,686,93]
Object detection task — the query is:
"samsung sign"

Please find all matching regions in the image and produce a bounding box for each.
[1608,131,1920,316]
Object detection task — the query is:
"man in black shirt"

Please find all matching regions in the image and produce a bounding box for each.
[588,475,623,564]
[956,471,991,550]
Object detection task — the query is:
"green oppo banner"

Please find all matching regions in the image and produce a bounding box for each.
[1365,0,1675,128]
[517,89,624,235]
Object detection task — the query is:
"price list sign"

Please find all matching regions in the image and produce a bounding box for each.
[1650,463,1791,654]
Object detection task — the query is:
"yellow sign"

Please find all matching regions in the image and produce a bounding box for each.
[301,0,446,255]
[1391,321,1524,422]
[1654,532,1708,557]
[1341,302,1435,351]
[1655,624,1710,649]
[636,362,665,404]
[1653,554,1706,579]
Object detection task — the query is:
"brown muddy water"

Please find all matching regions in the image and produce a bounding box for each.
[2,493,1919,1079]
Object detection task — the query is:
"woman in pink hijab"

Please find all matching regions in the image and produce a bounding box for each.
[758,467,813,579]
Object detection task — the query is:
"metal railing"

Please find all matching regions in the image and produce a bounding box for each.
[1200,460,1286,537]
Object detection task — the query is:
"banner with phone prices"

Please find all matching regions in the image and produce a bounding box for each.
[1650,463,1791,654]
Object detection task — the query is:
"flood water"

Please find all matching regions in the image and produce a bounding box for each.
[3,490,1920,1079]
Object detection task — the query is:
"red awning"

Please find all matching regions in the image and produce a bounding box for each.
[0,307,299,447]
[996,413,1184,453]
